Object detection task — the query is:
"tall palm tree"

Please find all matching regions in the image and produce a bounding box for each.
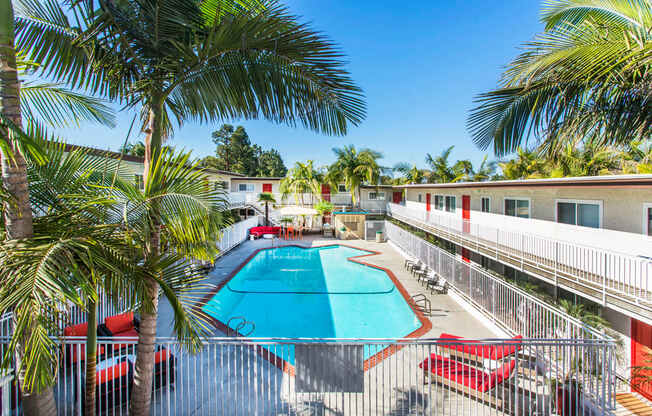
[327,145,382,206]
[280,160,322,206]
[472,155,497,181]
[452,159,474,182]
[468,0,651,156]
[425,146,456,183]
[258,192,276,225]
[498,147,548,180]
[16,2,366,413]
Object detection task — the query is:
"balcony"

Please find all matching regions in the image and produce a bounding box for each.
[387,203,652,323]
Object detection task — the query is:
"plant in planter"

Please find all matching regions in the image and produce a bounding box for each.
[314,200,334,228]
[549,377,582,416]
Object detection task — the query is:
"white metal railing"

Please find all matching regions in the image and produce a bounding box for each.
[387,203,652,308]
[0,336,615,415]
[215,216,259,256]
[385,221,607,342]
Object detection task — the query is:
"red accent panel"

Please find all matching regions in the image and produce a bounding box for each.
[393,191,402,204]
[632,319,652,400]
[262,183,272,193]
[321,184,331,202]
[462,195,470,234]
[426,194,431,212]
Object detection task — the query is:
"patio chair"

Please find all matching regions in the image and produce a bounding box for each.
[437,333,523,363]
[414,268,432,284]
[419,354,516,409]
[63,322,109,366]
[153,347,176,389]
[411,262,428,277]
[99,312,139,351]
[82,357,134,412]
[404,256,419,269]
[426,276,448,294]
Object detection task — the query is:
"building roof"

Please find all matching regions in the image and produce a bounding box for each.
[63,143,245,177]
[231,177,285,181]
[395,174,652,189]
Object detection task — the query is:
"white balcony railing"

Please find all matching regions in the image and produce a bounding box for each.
[387,203,652,315]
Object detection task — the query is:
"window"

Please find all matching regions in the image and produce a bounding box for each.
[134,174,144,190]
[504,198,530,218]
[648,207,652,236]
[434,195,444,211]
[238,183,255,192]
[644,204,652,236]
[556,200,601,228]
[368,192,385,200]
[337,184,347,193]
[445,196,456,213]
[481,197,491,213]
[417,194,423,203]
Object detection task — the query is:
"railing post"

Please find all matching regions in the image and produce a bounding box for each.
[521,233,525,271]
[495,228,499,260]
[602,252,607,305]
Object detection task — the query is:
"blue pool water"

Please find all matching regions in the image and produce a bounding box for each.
[203,245,422,361]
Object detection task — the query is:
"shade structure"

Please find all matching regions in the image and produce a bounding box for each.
[279,206,318,216]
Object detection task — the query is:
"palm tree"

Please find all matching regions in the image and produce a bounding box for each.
[327,145,382,206]
[425,146,455,183]
[258,192,276,225]
[280,160,322,206]
[472,155,497,181]
[393,162,426,184]
[468,0,651,156]
[452,159,474,182]
[498,147,547,179]
[15,2,366,413]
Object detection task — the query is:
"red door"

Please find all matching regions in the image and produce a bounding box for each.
[462,195,471,233]
[262,183,272,193]
[426,194,431,212]
[632,319,652,400]
[321,184,331,202]
[392,191,402,204]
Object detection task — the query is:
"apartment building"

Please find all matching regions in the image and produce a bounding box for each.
[388,174,652,398]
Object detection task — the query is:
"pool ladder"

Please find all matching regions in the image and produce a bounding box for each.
[411,294,432,316]
[226,316,256,337]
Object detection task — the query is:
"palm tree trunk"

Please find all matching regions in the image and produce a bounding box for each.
[1,3,57,415]
[265,202,269,226]
[130,96,164,416]
[84,298,97,416]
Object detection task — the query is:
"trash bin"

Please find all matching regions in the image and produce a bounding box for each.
[375,230,384,243]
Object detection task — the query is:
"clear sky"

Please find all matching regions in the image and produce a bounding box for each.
[56,1,543,171]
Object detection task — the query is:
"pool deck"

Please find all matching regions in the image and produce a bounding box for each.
[150,235,503,415]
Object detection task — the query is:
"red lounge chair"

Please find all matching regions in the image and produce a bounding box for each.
[437,333,523,361]
[420,355,516,407]
[63,322,106,366]
[101,312,139,351]
[83,359,134,412]
[153,347,176,388]
[249,226,282,238]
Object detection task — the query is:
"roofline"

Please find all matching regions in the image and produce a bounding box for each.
[395,174,652,189]
[63,143,245,177]
[232,177,285,181]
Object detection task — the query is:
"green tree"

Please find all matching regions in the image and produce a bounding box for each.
[327,145,382,206]
[210,125,255,174]
[393,162,426,184]
[280,160,322,205]
[257,148,287,177]
[425,146,456,183]
[498,147,548,179]
[468,0,651,156]
[258,192,276,225]
[472,155,497,181]
[16,2,366,413]
[120,141,146,157]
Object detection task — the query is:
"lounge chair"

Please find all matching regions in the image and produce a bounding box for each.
[99,312,139,351]
[406,259,422,273]
[84,357,134,412]
[153,347,176,388]
[437,333,523,362]
[411,262,428,277]
[63,322,109,366]
[420,354,516,408]
[426,275,448,294]
[414,268,432,284]
[404,256,419,269]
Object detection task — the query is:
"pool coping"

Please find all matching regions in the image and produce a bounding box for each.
[197,243,433,374]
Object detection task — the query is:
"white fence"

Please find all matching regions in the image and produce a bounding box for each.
[384,221,607,342]
[215,216,260,256]
[387,203,652,309]
[0,336,615,415]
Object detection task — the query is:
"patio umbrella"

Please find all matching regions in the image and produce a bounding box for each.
[278,206,318,216]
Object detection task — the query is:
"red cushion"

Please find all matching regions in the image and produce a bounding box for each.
[105,312,134,335]
[490,336,522,360]
[114,328,138,338]
[484,360,516,390]
[438,333,493,358]
[97,361,130,385]
[420,355,488,391]
[64,323,88,337]
[154,348,171,364]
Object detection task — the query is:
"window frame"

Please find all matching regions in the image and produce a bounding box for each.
[554,198,603,229]
[481,196,491,213]
[337,184,347,193]
[444,195,456,213]
[503,197,531,218]
[434,195,444,211]
[417,193,423,203]
[238,183,255,192]
[644,203,652,236]
[368,191,386,201]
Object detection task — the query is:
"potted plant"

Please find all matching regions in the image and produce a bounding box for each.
[314,200,334,229]
[550,377,582,416]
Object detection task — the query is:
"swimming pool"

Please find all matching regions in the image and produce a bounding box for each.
[202,245,426,363]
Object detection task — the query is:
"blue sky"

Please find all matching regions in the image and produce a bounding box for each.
[57,1,543,170]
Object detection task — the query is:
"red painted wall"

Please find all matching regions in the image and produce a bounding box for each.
[632,318,652,400]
